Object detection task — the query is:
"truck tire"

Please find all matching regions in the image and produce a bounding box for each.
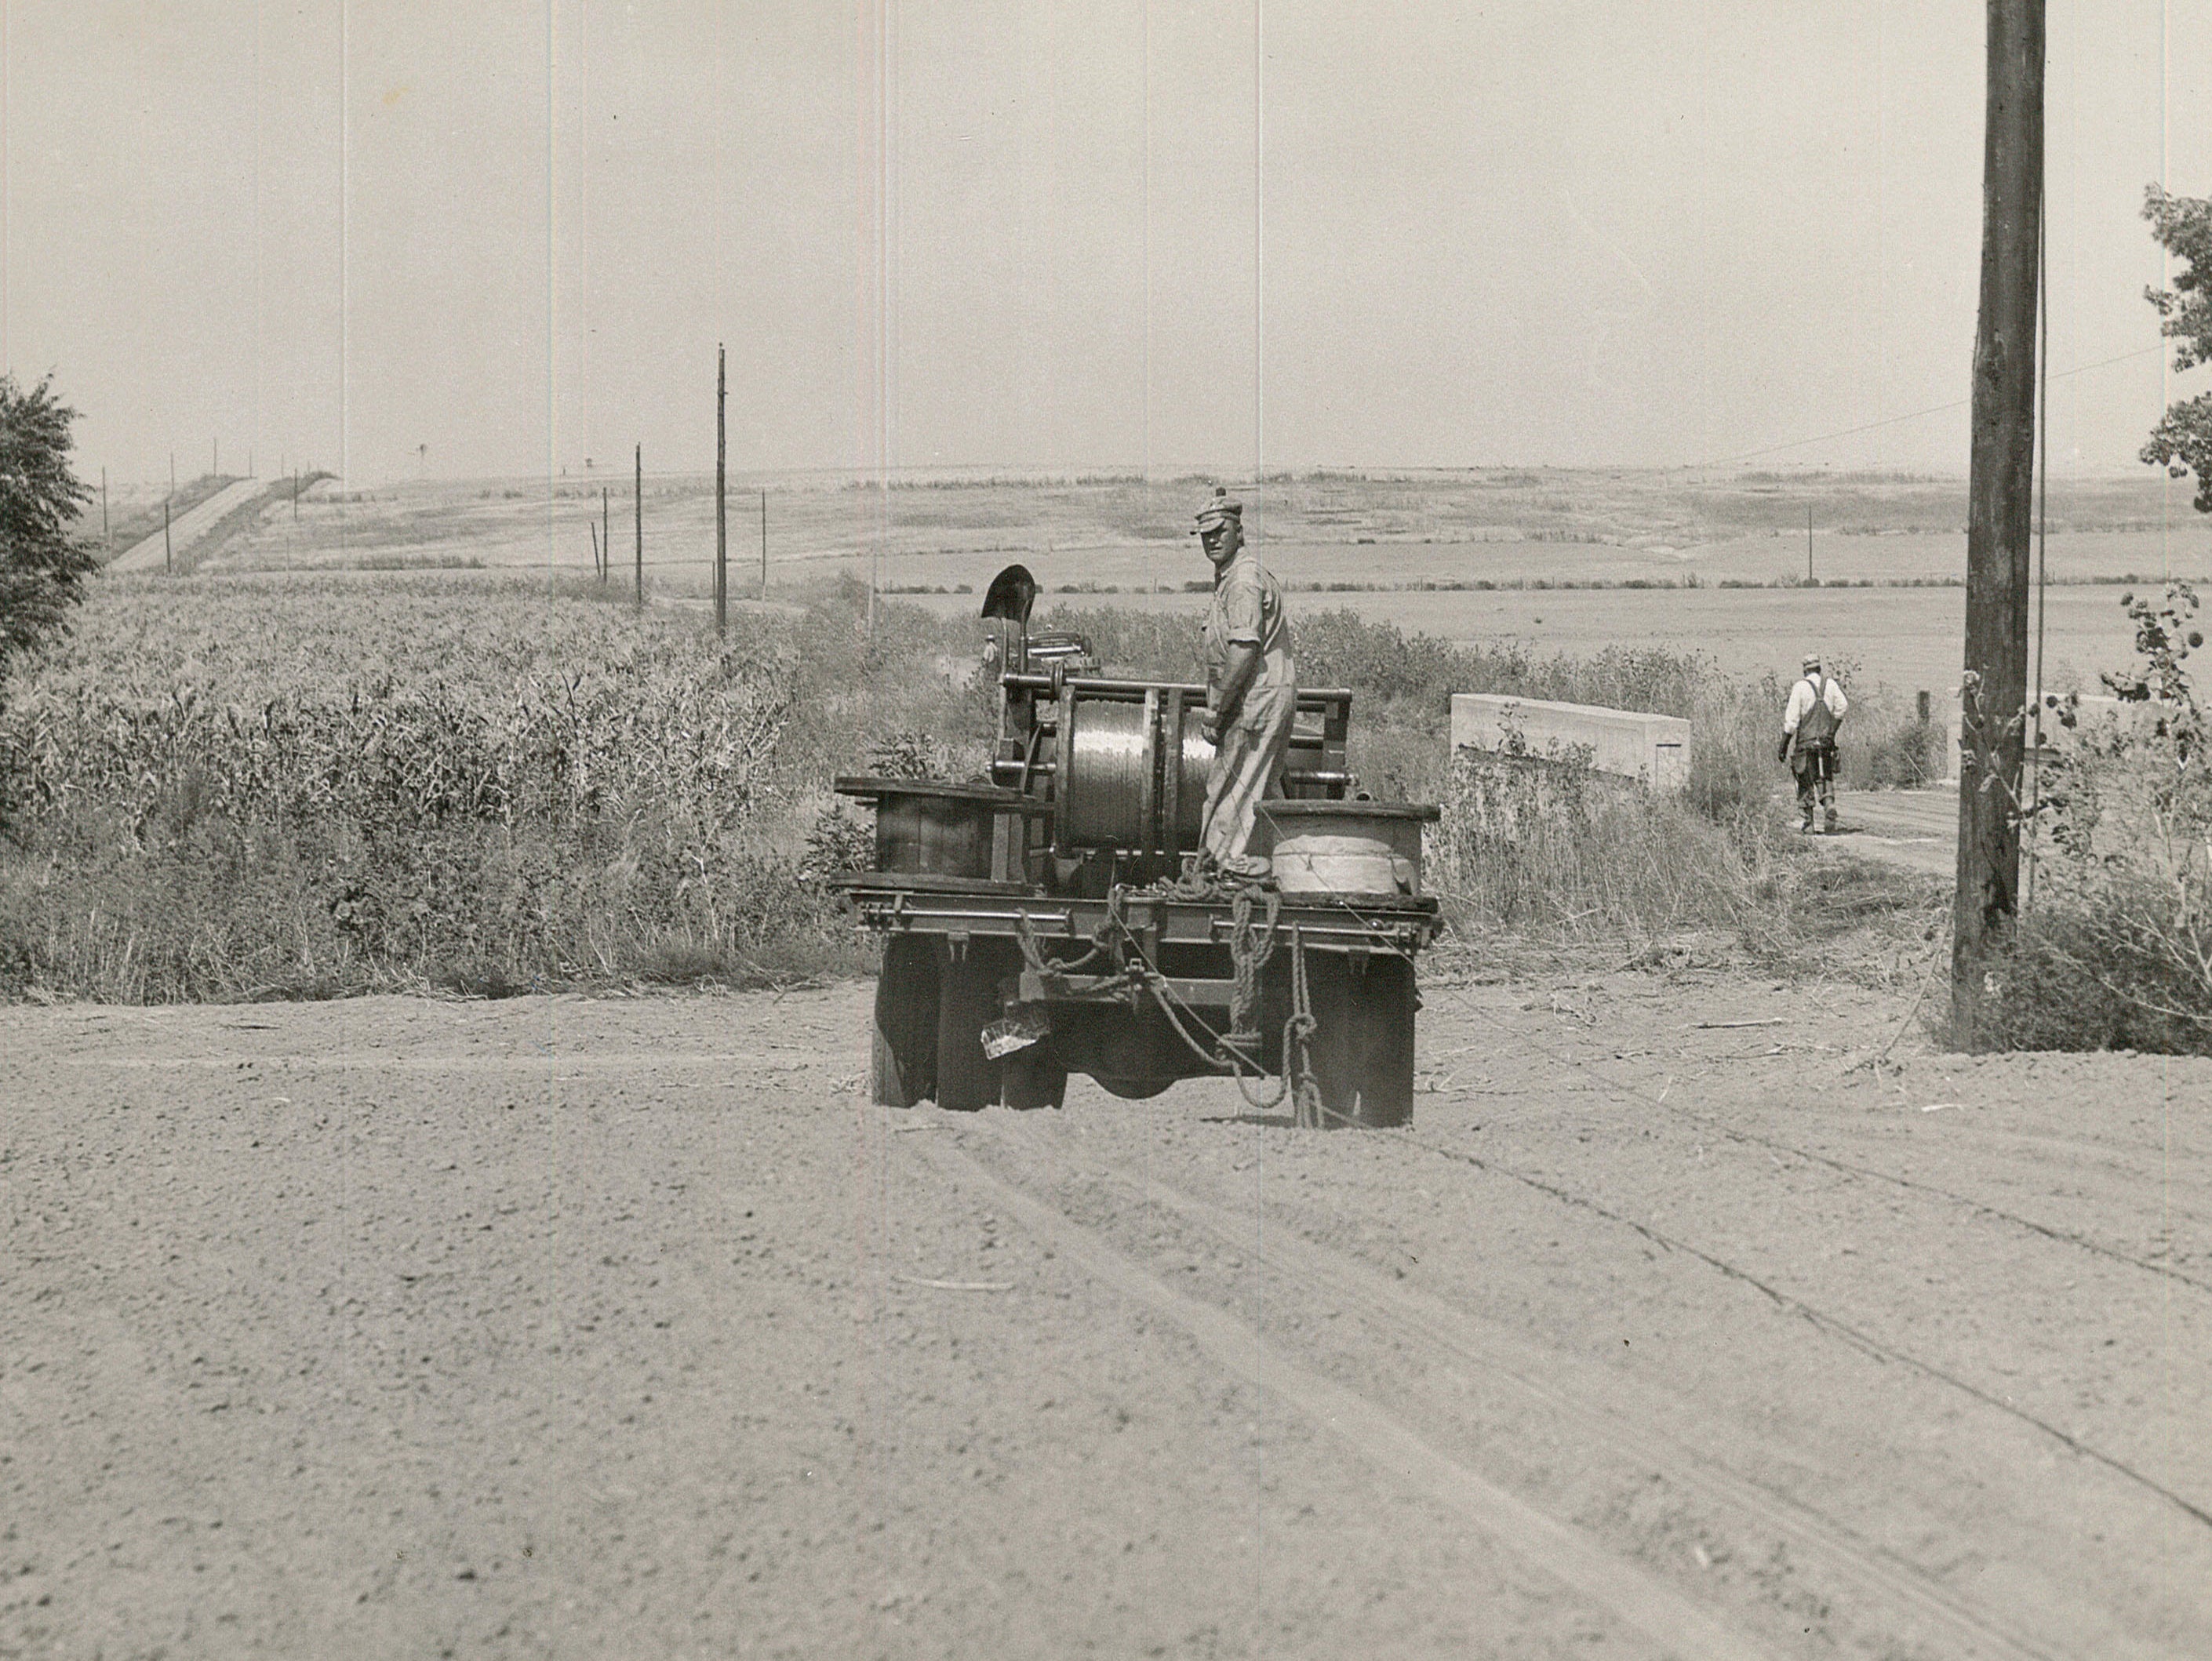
[871,935,939,1107]
[1093,1074,1172,1100]
[1000,1047,1068,1110]
[1302,952,1415,1129]
[935,943,1007,1112]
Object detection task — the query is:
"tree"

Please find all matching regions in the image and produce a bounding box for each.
[2141,185,2212,512]
[0,374,96,685]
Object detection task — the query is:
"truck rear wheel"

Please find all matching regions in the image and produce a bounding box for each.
[1093,1074,1172,1100]
[1000,1047,1068,1110]
[935,943,1008,1112]
[1302,952,1415,1129]
[871,935,939,1107]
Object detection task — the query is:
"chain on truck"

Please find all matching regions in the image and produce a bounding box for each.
[832,564,1446,1129]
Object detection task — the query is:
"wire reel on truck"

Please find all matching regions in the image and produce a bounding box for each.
[832,565,1445,1127]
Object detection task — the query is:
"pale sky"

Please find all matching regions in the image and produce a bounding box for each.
[7,1,2212,485]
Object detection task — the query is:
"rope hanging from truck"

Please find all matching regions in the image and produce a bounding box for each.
[1224,886,1281,1045]
[1127,905,1319,1116]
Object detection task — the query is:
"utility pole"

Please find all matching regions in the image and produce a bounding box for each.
[1952,0,2044,1048]
[715,344,728,635]
[759,489,768,598]
[634,444,644,610]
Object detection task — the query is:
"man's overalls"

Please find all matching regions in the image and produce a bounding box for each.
[1200,554,1297,880]
[1792,674,1841,831]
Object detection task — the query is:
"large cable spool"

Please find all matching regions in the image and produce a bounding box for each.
[1170,698,1213,849]
[1060,696,1151,849]
[1057,689,1217,855]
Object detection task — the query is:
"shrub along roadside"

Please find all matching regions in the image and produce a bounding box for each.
[0,576,1945,1003]
[0,573,970,1000]
[1428,748,1947,963]
[1966,583,2212,1053]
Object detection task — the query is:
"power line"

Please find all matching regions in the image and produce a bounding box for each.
[1680,343,2167,471]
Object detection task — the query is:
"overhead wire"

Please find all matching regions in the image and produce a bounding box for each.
[1679,343,2161,472]
[2026,171,2053,912]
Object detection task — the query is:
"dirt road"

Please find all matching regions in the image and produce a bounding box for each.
[4,974,2206,1658]
[1825,786,1959,875]
[108,480,271,574]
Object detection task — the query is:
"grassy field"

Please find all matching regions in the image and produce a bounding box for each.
[0,563,1958,1002]
[6,467,2198,1039]
[196,467,2203,707]
[203,466,2212,577]
[928,583,2145,711]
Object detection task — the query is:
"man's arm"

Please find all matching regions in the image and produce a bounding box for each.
[1781,680,1810,734]
[1206,641,1261,740]
[1777,681,1806,762]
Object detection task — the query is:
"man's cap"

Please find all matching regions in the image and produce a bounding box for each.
[1194,493,1243,533]
[1802,653,1823,671]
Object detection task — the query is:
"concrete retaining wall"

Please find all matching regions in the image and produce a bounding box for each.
[1450,694,1691,791]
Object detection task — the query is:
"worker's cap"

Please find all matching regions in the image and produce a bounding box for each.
[1193,496,1243,533]
[1802,653,1823,671]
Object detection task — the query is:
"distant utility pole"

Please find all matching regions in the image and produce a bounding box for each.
[634,444,644,610]
[1952,0,2044,1048]
[163,498,172,574]
[715,343,729,635]
[759,489,769,598]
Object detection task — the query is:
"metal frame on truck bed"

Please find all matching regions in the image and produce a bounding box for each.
[831,564,1447,1129]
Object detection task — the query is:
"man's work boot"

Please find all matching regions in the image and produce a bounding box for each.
[1824,809,1839,834]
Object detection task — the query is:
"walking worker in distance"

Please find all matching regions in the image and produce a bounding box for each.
[1195,490,1297,881]
[1779,652,1850,833]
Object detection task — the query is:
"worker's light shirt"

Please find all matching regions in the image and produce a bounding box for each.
[1202,554,1296,704]
[1782,674,1849,733]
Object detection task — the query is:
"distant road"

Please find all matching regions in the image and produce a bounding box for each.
[108,478,268,573]
[1834,783,1957,874]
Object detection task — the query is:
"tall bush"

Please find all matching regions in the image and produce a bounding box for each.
[1989,583,2212,1052]
[0,375,97,692]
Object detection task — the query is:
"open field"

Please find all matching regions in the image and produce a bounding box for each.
[5,974,2207,1659]
[931,581,2151,707]
[206,469,2212,590]
[190,468,2202,702]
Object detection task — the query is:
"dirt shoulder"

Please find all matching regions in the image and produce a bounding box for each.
[2,974,2205,1658]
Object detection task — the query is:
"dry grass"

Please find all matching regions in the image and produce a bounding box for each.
[0,567,1950,1003]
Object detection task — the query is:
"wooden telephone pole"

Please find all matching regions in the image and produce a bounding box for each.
[715,345,728,635]
[1952,0,2044,1046]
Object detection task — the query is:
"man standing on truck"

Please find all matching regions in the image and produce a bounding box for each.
[1196,490,1297,881]
[1779,651,1849,833]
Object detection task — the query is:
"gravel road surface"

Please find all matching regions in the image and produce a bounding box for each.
[108,480,269,574]
[4,973,2207,1658]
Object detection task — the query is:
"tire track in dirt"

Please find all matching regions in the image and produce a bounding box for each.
[1359,1113,2212,1539]
[1421,961,2212,1294]
[965,1114,2093,1661]
[916,1124,1785,1661]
